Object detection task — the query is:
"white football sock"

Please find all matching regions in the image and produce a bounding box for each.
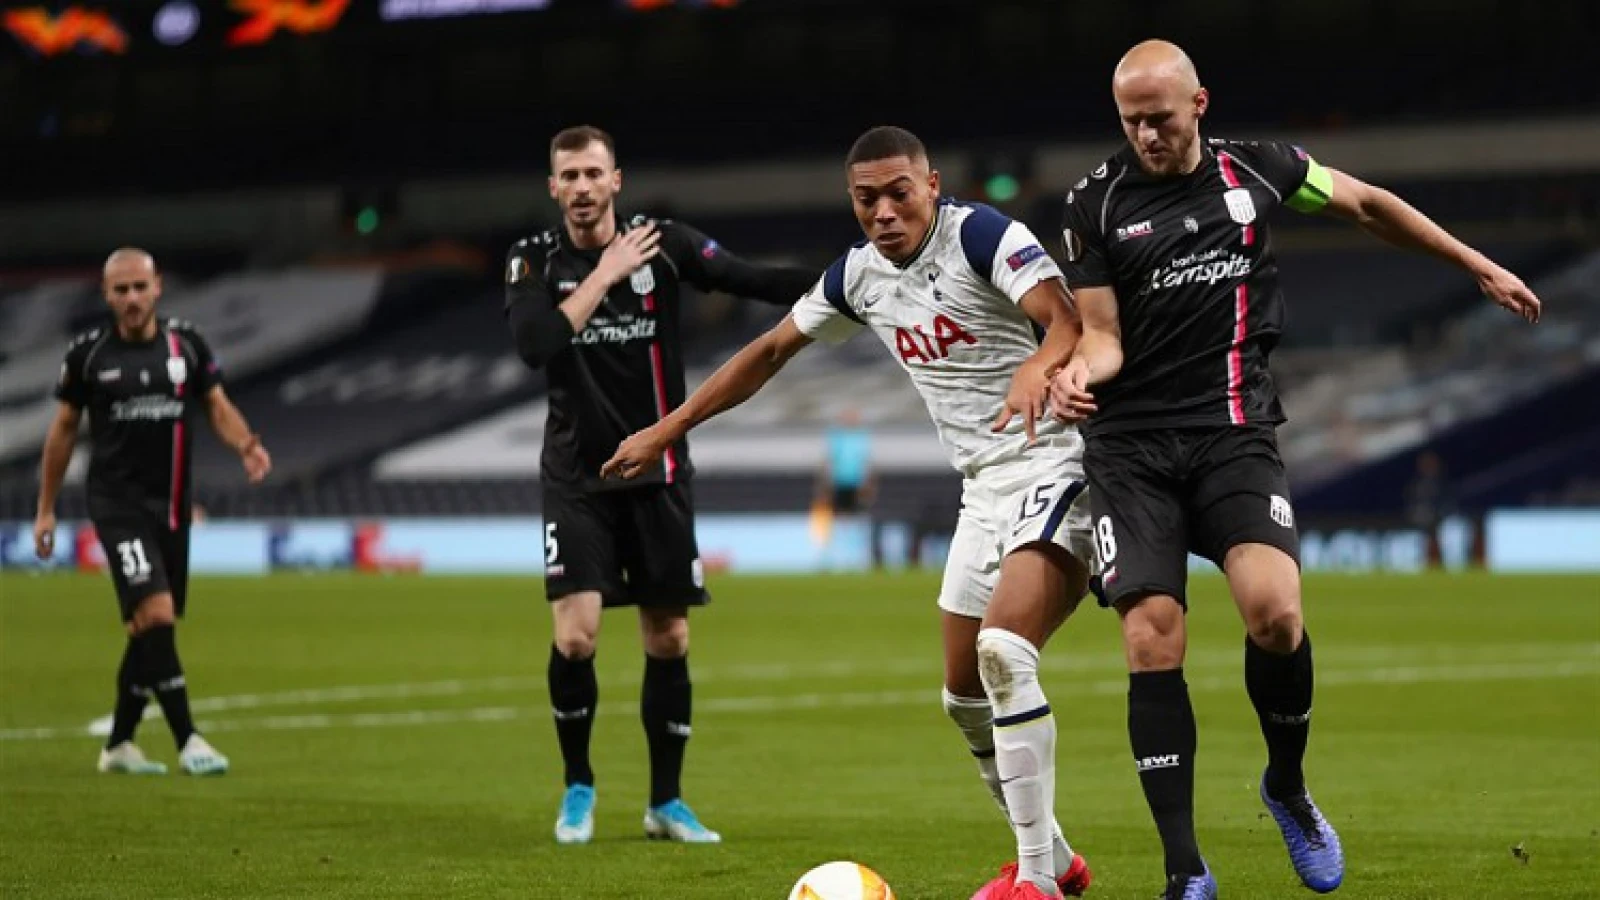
[942,688,1011,816]
[978,628,1060,894]
[942,687,1077,877]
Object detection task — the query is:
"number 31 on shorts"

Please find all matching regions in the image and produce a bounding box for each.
[117,539,152,581]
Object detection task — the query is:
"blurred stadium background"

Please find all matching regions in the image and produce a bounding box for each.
[1,2,1597,898]
[2,0,1598,573]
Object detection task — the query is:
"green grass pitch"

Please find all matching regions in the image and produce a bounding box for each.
[2,571,1597,898]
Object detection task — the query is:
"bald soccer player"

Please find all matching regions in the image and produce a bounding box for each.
[1049,41,1541,899]
[34,249,274,777]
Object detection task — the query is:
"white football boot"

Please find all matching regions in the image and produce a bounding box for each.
[97,742,168,775]
[644,799,721,843]
[178,734,229,776]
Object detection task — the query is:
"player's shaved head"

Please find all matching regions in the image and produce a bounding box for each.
[1111,40,1209,176]
[1113,39,1200,97]
[101,247,163,340]
[103,247,157,278]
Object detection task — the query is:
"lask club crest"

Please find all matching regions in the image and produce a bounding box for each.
[166,356,188,386]
[1224,188,1257,224]
[629,264,656,295]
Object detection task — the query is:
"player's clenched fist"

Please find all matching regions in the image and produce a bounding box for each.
[601,425,671,481]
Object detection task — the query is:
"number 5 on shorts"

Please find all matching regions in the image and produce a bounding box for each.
[544,522,560,566]
[1095,516,1118,564]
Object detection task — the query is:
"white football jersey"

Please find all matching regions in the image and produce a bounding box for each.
[791,199,1081,474]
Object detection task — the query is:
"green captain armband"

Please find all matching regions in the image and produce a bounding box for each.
[1286,157,1334,213]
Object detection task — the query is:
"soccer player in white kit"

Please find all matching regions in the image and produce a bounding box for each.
[604,126,1098,900]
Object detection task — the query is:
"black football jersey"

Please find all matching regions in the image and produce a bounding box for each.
[505,215,816,491]
[56,319,222,526]
[1061,138,1330,435]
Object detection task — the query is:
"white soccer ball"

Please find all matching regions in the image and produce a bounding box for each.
[788,861,896,900]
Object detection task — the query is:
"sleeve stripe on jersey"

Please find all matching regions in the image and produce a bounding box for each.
[1286,158,1334,213]
[957,202,1010,286]
[81,330,111,380]
[1221,150,1284,201]
[821,254,862,324]
[1099,164,1129,235]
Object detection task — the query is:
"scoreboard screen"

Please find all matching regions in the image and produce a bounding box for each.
[1,0,773,58]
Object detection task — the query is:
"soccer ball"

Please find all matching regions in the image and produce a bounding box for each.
[788,861,895,900]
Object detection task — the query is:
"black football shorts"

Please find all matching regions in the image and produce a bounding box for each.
[541,482,709,608]
[1085,425,1299,609]
[93,513,190,622]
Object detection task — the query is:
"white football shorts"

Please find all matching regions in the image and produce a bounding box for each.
[936,450,1096,619]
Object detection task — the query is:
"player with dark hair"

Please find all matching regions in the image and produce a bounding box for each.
[606,125,1097,900]
[33,248,273,777]
[1050,41,1542,899]
[505,125,818,844]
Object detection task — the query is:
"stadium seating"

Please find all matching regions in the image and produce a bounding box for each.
[1292,251,1600,512]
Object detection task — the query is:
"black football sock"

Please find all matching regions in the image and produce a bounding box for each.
[641,653,692,808]
[1129,668,1204,878]
[140,625,197,749]
[548,645,598,787]
[107,637,149,749]
[1246,630,1314,800]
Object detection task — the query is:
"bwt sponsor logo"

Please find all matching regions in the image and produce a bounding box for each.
[1148,249,1251,292]
[1115,220,1153,242]
[1136,754,1182,772]
[573,316,657,346]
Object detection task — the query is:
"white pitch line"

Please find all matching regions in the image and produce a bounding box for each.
[5,657,1596,743]
[75,640,1600,736]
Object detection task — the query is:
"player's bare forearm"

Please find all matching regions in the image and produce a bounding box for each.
[1067,285,1124,384]
[1020,282,1082,375]
[663,317,813,438]
[1322,168,1541,322]
[558,271,617,333]
[602,317,813,481]
[205,388,259,453]
[36,404,79,514]
[1072,328,1124,384]
[1325,169,1490,273]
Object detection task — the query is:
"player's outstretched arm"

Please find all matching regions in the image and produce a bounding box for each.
[203,386,272,483]
[33,402,81,558]
[601,316,814,480]
[1050,286,1123,422]
[668,222,818,305]
[994,279,1082,443]
[1321,168,1541,323]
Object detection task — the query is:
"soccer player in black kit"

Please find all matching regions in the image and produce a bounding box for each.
[504,126,817,844]
[1048,41,1542,899]
[33,248,273,777]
